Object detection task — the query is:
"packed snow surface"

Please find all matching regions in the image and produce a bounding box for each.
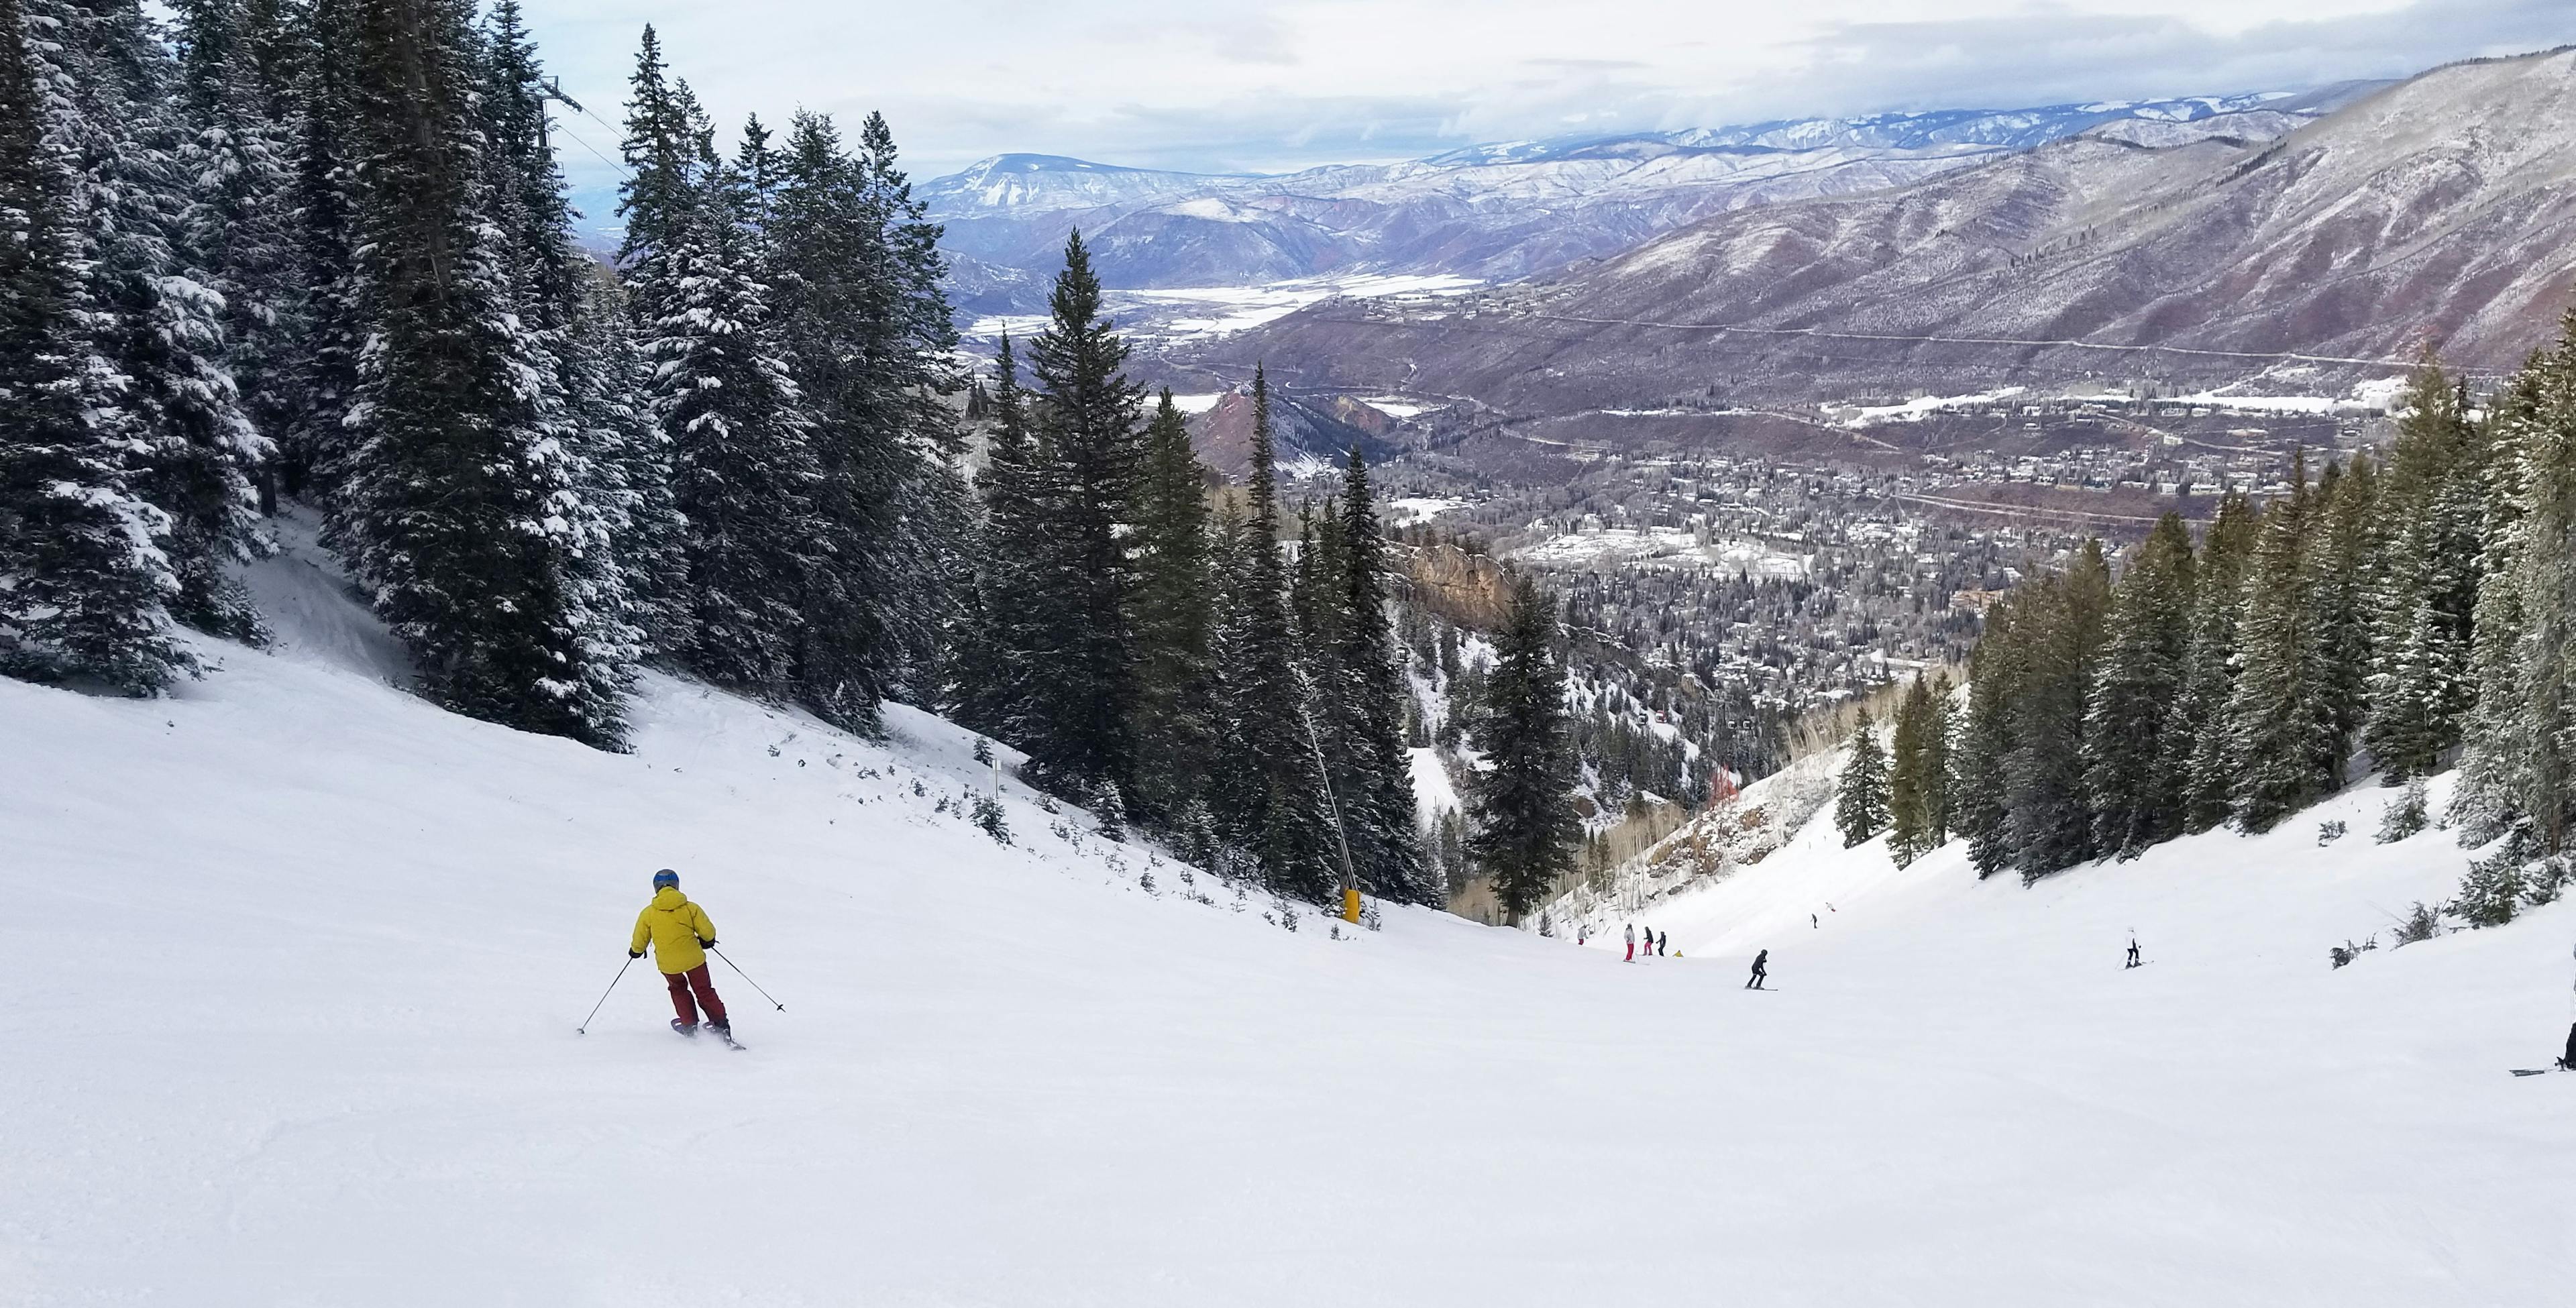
[6,548,2575,1305]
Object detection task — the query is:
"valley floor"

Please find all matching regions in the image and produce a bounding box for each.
[5,549,2573,1306]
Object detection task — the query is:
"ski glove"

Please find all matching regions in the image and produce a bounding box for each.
[700,938,716,949]
[628,950,643,959]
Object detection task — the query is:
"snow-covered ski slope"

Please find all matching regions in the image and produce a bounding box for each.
[7,549,2575,1305]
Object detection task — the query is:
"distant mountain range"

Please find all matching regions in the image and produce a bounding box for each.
[924,88,2385,314]
[1195,49,2576,411]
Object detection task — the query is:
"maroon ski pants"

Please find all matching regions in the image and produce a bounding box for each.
[664,964,728,1026]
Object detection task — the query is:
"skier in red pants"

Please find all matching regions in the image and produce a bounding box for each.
[630,869,729,1037]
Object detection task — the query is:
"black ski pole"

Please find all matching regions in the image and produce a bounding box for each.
[710,946,785,1011]
[577,956,635,1035]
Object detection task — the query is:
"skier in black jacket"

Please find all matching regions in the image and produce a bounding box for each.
[2561,1021,2575,1071]
[1746,949,1768,989]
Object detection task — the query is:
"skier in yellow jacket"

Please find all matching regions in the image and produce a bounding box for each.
[630,869,729,1036]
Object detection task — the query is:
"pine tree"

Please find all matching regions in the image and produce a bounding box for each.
[274,0,358,502]
[1330,445,1432,903]
[1210,368,1337,899]
[1015,230,1146,790]
[327,0,628,746]
[1888,675,1950,865]
[1835,710,1890,847]
[1126,389,1217,832]
[2084,513,2196,856]
[1468,571,1578,921]
[2367,359,2485,779]
[57,0,268,640]
[172,0,299,510]
[2453,316,2576,851]
[2229,459,2338,832]
[2171,492,2259,833]
[853,111,966,705]
[956,335,1056,743]
[1,0,194,690]
[2006,542,2110,881]
[616,32,817,694]
[1953,596,2021,879]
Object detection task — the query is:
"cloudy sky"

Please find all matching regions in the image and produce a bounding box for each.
[524,0,2570,189]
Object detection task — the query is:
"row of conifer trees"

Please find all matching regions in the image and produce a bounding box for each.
[0,3,1493,908]
[1833,328,2576,917]
[0,1,967,747]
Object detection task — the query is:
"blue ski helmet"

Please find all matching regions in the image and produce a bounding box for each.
[651,868,680,889]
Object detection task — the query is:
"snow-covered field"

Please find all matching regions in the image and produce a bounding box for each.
[965,273,1477,346]
[1513,526,1810,578]
[6,545,2575,1305]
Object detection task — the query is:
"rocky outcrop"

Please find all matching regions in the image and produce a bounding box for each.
[1402,543,1514,631]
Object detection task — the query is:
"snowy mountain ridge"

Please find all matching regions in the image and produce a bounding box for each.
[924,89,2375,309]
[1221,47,2576,409]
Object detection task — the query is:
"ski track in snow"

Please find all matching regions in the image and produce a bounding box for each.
[4,546,2575,1305]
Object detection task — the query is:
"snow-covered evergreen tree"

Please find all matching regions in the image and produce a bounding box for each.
[54,0,268,639]
[1953,596,2020,879]
[1835,710,1890,848]
[1468,571,1578,921]
[2171,492,2259,833]
[1,0,194,690]
[616,34,816,695]
[2367,360,2485,780]
[327,0,629,747]
[2453,318,2576,851]
[2085,513,2196,857]
[2228,459,2337,832]
[2006,542,2109,881]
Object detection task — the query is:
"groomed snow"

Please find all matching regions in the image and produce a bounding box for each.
[6,543,2575,1305]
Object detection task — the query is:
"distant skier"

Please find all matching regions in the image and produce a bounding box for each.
[1746,949,1769,990]
[2562,1021,2575,1071]
[629,869,729,1038]
[2126,938,2143,969]
[1811,912,1818,929]
[1658,931,1668,957]
[1625,923,1636,962]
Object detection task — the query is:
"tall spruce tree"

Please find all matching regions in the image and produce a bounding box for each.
[1016,231,1146,791]
[58,0,268,639]
[1330,445,1433,904]
[2084,513,2197,857]
[1836,710,1890,847]
[2453,318,2576,851]
[1953,596,2022,879]
[1,0,195,690]
[275,0,359,502]
[2171,492,2259,832]
[2367,360,2486,779]
[957,335,1057,743]
[1212,368,1337,899]
[327,0,628,745]
[172,0,299,508]
[1126,389,1218,832]
[616,30,818,694]
[2228,457,2339,832]
[1469,571,1578,921]
[2006,542,2110,881]
[1888,674,1949,865]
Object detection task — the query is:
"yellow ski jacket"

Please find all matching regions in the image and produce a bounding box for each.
[631,887,716,975]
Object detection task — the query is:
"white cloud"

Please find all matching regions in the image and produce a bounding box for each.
[527,0,2570,193]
